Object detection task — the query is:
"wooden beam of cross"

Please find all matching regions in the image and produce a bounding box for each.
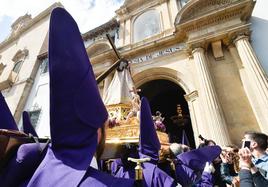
[130,86,141,95]
[96,34,128,84]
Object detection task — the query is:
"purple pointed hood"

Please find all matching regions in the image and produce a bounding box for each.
[22,111,38,137]
[0,92,18,130]
[175,146,221,186]
[139,97,160,163]
[181,130,189,146]
[49,8,107,149]
[177,145,221,171]
[27,7,108,187]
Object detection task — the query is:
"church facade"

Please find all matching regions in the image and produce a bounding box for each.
[0,0,267,146]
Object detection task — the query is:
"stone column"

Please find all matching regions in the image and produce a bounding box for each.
[192,48,231,146]
[234,35,268,134]
[185,91,206,146]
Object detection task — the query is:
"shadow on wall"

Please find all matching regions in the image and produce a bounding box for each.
[251,16,268,75]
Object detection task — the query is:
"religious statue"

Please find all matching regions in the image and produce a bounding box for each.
[170,104,186,127]
[126,87,141,121]
[152,111,166,132]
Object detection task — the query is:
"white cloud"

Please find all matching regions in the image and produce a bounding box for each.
[0,0,124,33]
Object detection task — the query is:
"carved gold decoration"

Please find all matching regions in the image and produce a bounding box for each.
[106,117,140,144]
[106,116,169,145]
[106,103,132,121]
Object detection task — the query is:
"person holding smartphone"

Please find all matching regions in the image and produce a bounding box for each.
[238,131,268,186]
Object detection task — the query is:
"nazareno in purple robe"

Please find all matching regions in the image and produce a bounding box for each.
[26,7,134,187]
[0,92,19,130]
[115,98,176,187]
[175,145,221,186]
[0,93,48,187]
[0,143,48,187]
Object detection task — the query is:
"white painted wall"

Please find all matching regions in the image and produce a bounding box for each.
[251,0,268,74]
[0,18,49,115]
[20,62,50,138]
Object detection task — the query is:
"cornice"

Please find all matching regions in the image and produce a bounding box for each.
[186,23,251,52]
[176,0,251,33]
[82,19,119,40]
[175,0,245,25]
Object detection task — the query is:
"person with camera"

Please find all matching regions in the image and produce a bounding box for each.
[220,145,240,186]
[238,131,268,186]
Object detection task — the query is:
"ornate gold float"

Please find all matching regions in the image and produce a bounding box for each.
[105,103,169,145]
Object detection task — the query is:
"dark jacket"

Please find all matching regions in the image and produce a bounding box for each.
[220,163,238,185]
[239,169,268,187]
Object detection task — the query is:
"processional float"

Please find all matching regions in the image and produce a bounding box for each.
[97,35,169,181]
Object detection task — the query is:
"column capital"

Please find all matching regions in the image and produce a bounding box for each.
[233,34,249,44]
[192,47,205,54]
[184,90,198,102]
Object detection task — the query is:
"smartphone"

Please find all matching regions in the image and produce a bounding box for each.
[242,140,251,149]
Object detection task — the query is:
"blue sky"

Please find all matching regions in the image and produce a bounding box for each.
[0,15,12,42]
[0,0,124,42]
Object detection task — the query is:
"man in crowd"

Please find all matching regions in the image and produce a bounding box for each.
[238,131,268,186]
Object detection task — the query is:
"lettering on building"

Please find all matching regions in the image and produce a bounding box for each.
[131,44,186,64]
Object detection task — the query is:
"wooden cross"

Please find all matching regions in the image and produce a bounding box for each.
[130,86,141,95]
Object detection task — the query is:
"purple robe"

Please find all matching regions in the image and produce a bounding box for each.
[111,159,123,176]
[175,146,221,186]
[195,171,214,187]
[27,8,133,187]
[79,167,134,187]
[0,92,18,130]
[0,143,47,187]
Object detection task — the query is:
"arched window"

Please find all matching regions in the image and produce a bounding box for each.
[12,60,23,73]
[40,58,48,74]
[12,48,28,74]
[133,10,161,43]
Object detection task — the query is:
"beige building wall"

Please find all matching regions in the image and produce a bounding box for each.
[208,47,260,144]
[0,3,61,122]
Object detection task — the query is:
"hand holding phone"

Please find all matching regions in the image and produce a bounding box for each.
[242,140,251,149]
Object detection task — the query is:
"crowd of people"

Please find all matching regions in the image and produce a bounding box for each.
[1,7,268,187]
[161,131,268,187]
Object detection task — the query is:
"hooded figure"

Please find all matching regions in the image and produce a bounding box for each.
[115,97,176,187]
[27,8,133,187]
[0,92,27,164]
[0,143,48,187]
[22,111,38,137]
[174,145,221,186]
[0,92,18,130]
[0,93,47,187]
